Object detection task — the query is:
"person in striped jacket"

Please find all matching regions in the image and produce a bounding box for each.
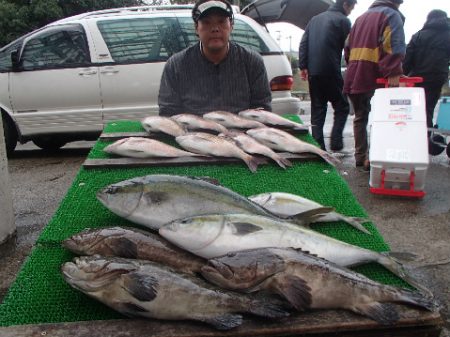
[343,0,406,171]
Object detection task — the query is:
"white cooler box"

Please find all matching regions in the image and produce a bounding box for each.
[369,87,429,197]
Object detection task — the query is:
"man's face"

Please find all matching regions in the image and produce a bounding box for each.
[196,11,232,53]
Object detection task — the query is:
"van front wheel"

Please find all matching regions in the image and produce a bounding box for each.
[1,112,18,157]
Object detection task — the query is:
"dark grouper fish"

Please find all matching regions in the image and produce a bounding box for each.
[61,256,289,330]
[201,248,436,325]
[62,226,206,275]
[96,174,329,231]
[159,213,431,295]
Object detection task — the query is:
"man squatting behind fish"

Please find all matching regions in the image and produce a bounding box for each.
[157,0,272,116]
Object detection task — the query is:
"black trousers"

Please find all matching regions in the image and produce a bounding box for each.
[416,80,446,128]
[308,75,349,150]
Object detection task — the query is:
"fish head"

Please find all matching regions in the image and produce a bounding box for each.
[61,256,137,293]
[239,110,264,122]
[103,138,128,154]
[62,227,127,255]
[201,249,285,290]
[96,180,144,219]
[159,215,225,253]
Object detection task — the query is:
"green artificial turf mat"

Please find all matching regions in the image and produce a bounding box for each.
[0,118,412,327]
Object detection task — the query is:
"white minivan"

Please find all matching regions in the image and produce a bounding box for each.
[0,5,301,155]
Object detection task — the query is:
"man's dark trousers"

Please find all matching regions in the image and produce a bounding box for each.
[308,75,349,151]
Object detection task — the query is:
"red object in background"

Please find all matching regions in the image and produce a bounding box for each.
[376,76,423,88]
[369,170,426,199]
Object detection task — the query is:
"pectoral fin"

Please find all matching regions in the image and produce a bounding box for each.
[110,238,138,258]
[200,314,243,330]
[271,275,312,311]
[352,302,399,325]
[121,271,158,302]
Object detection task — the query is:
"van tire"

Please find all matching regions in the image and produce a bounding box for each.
[1,112,18,157]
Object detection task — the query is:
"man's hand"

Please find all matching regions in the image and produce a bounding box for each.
[300,69,308,81]
[387,75,401,87]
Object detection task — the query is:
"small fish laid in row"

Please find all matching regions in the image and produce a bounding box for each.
[239,109,309,131]
[219,130,292,169]
[141,116,186,137]
[175,132,266,173]
[249,192,371,235]
[61,256,290,330]
[103,137,203,159]
[159,212,430,295]
[96,174,330,231]
[170,114,227,134]
[203,110,266,129]
[201,247,436,325]
[248,127,341,167]
[62,226,205,275]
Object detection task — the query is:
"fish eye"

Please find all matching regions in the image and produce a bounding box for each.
[106,186,119,195]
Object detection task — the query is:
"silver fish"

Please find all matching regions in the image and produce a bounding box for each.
[62,226,206,275]
[239,109,309,131]
[203,111,266,129]
[247,127,340,167]
[61,256,289,330]
[201,247,436,324]
[141,116,186,137]
[159,213,429,294]
[96,175,327,231]
[103,137,202,158]
[170,114,228,134]
[249,192,371,235]
[175,132,264,173]
[219,130,292,169]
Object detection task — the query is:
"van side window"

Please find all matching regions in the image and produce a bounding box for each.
[177,17,269,53]
[97,17,187,63]
[0,41,22,72]
[231,20,270,53]
[21,25,90,70]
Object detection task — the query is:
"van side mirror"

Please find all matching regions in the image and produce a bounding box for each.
[11,50,21,71]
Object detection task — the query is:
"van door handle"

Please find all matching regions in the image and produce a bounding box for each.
[79,69,97,76]
[100,67,119,75]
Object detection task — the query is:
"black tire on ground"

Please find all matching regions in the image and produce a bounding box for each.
[1,112,18,157]
[428,134,446,156]
[32,138,67,151]
[446,142,450,158]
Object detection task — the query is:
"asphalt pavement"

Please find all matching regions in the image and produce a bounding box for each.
[1,102,449,336]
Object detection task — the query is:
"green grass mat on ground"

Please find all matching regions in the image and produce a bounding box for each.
[0,118,410,327]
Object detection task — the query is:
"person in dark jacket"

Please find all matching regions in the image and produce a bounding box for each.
[344,0,406,170]
[299,0,357,151]
[403,9,450,130]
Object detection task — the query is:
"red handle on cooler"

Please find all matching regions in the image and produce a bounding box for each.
[376,76,423,88]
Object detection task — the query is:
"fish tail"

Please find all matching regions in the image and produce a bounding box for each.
[352,302,399,325]
[247,299,291,319]
[398,288,438,311]
[273,154,293,169]
[317,150,341,167]
[244,155,266,173]
[379,253,433,297]
[201,313,243,330]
